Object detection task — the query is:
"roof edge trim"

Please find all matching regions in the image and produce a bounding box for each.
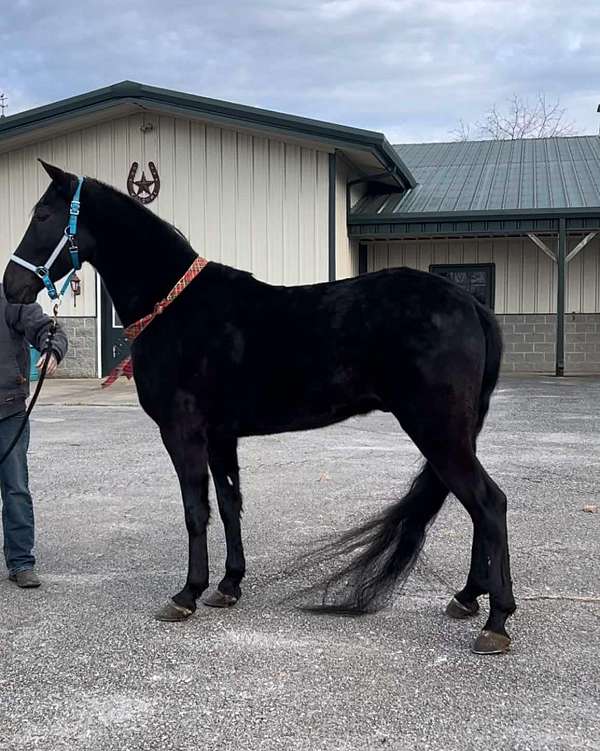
[0,81,416,190]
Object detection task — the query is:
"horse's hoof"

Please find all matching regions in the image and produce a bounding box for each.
[446,596,479,620]
[471,629,511,655]
[154,600,194,622]
[203,590,239,608]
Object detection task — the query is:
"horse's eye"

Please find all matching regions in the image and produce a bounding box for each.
[35,208,51,222]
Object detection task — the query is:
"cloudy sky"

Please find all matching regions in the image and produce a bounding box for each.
[1,0,599,143]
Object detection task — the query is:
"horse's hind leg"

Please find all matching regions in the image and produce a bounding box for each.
[456,469,516,654]
[432,454,515,653]
[445,534,483,619]
[393,404,516,654]
[204,435,245,608]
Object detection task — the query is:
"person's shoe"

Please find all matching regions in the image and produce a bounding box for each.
[9,569,41,588]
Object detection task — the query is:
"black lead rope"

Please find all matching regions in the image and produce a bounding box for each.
[0,319,57,467]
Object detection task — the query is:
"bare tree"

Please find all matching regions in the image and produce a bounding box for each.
[451,94,577,141]
[449,118,472,141]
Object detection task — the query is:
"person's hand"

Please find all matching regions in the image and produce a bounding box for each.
[36,353,59,377]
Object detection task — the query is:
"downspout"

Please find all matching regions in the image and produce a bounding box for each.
[358,243,368,274]
[328,152,336,282]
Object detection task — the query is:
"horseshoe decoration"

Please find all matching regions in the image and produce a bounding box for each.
[127,161,160,204]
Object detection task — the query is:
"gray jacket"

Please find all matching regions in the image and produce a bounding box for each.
[0,283,68,419]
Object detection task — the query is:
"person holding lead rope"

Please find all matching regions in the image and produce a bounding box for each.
[0,282,67,588]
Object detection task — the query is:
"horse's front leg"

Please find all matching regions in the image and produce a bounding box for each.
[204,434,245,608]
[155,424,210,622]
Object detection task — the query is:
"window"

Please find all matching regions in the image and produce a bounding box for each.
[429,263,496,309]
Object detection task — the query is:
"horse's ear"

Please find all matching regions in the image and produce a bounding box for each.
[39,160,66,183]
[38,160,77,197]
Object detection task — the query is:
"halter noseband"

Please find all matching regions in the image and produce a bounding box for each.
[10,176,84,301]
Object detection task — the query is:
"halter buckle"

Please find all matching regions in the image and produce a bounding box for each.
[35,266,49,279]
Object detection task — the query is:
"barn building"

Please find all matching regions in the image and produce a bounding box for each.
[1,81,600,377]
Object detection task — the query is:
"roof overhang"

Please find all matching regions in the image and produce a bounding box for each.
[348,208,600,240]
[0,81,416,190]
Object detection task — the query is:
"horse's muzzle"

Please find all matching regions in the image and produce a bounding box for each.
[2,264,41,304]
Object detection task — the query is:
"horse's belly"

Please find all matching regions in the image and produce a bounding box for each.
[236,392,384,436]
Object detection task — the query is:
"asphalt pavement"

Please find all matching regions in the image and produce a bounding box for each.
[0,376,599,750]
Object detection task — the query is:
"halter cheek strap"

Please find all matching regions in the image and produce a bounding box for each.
[9,176,84,301]
[66,176,83,270]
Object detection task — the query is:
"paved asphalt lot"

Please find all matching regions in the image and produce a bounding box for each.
[1,376,599,751]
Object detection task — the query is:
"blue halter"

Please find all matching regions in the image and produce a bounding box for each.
[10,177,84,301]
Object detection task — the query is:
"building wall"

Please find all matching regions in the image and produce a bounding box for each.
[366,236,557,314]
[56,317,98,377]
[565,238,600,313]
[335,156,359,280]
[0,112,334,375]
[498,314,600,374]
[565,314,600,372]
[367,236,600,373]
[0,113,331,293]
[497,314,556,373]
[367,235,600,315]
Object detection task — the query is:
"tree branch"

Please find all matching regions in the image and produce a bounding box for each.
[453,93,577,141]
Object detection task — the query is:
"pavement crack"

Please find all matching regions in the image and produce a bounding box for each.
[521,594,600,604]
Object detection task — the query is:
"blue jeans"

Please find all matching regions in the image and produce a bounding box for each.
[0,413,35,574]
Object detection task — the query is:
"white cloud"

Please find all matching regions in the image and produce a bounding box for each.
[1,0,599,142]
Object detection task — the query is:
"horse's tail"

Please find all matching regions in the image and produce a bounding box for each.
[474,301,503,434]
[302,462,446,614]
[301,304,503,616]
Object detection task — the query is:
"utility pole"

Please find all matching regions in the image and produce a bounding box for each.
[0,93,7,118]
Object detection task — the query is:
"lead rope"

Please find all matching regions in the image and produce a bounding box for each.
[0,306,58,466]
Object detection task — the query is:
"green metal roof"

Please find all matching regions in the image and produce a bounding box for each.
[0,80,415,191]
[350,137,600,220]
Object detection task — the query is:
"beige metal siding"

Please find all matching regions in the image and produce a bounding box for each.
[367,237,560,314]
[335,157,359,279]
[565,236,600,313]
[0,113,331,318]
[0,144,98,317]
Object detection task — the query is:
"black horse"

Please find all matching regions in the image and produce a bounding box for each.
[3,162,516,654]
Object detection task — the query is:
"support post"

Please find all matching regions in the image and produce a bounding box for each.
[358,243,368,274]
[556,217,567,377]
[328,152,337,282]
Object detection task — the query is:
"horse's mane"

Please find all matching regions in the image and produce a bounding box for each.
[92,177,190,244]
[90,176,257,282]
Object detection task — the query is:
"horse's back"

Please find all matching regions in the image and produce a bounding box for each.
[136,261,494,434]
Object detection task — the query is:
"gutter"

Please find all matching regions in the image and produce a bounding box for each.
[348,206,600,224]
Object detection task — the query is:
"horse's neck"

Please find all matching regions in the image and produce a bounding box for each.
[91,217,197,328]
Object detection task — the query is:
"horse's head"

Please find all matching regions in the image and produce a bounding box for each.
[3,161,96,304]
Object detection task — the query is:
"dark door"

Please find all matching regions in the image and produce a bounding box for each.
[429,263,496,309]
[100,283,129,376]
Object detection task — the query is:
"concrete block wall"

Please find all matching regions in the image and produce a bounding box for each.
[497,313,600,374]
[56,317,97,378]
[496,314,556,373]
[564,314,600,373]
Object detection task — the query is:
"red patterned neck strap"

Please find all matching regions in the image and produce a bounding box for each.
[102,256,208,388]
